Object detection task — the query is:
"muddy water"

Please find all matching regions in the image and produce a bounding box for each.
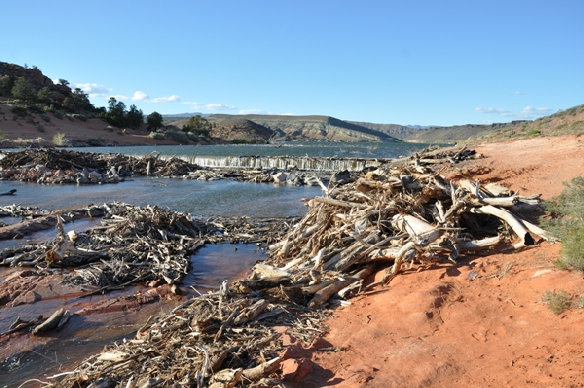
[0,177,310,387]
[0,244,266,387]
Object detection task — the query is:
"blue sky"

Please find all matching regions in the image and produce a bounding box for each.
[2,0,582,126]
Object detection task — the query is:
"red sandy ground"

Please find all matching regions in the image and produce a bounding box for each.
[285,135,584,387]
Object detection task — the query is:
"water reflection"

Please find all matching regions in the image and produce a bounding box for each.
[0,243,267,387]
[0,177,321,217]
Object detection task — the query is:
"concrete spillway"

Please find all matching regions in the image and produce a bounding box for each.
[157,155,388,172]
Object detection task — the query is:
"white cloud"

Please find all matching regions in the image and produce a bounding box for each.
[238,109,264,115]
[183,102,239,111]
[75,83,112,98]
[151,94,181,103]
[511,91,524,95]
[132,90,148,101]
[205,103,237,111]
[475,105,553,120]
[110,94,129,100]
[474,107,514,117]
[520,105,553,117]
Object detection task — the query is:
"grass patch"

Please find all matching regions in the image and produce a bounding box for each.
[541,290,572,315]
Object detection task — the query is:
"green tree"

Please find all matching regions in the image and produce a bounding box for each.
[62,97,75,112]
[72,88,93,112]
[147,111,164,130]
[126,104,144,129]
[11,77,35,102]
[58,79,70,87]
[36,86,51,104]
[0,75,15,97]
[105,97,127,127]
[182,115,211,137]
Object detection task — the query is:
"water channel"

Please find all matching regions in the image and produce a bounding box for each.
[0,176,322,387]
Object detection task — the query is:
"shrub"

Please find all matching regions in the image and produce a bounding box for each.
[53,110,64,119]
[148,131,165,140]
[0,129,4,140]
[39,113,51,122]
[28,104,43,114]
[527,129,542,137]
[11,105,28,117]
[36,123,45,132]
[52,132,67,146]
[541,176,584,239]
[542,290,571,315]
[541,176,584,271]
[165,129,189,144]
[560,227,584,271]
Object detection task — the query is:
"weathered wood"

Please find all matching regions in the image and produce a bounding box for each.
[242,357,281,381]
[312,196,368,210]
[471,205,535,246]
[233,299,269,325]
[32,308,66,335]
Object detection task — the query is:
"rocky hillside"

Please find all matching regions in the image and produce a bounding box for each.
[353,104,584,143]
[210,118,275,143]
[0,62,73,106]
[208,114,397,142]
[478,104,584,141]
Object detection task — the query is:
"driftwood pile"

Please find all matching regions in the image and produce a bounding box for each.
[0,149,197,184]
[34,147,552,387]
[251,147,550,307]
[0,203,292,288]
[3,146,553,387]
[49,285,326,388]
[0,148,329,186]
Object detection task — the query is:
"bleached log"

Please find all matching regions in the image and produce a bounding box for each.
[470,205,535,245]
[251,263,291,280]
[392,214,442,245]
[242,357,281,381]
[325,231,380,272]
[521,219,559,243]
[337,265,375,299]
[309,265,375,307]
[233,299,269,325]
[368,246,402,261]
[312,196,367,210]
[209,368,243,388]
[456,236,502,250]
[309,279,353,308]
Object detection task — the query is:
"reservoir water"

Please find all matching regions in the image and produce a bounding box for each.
[0,177,321,217]
[69,140,429,159]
